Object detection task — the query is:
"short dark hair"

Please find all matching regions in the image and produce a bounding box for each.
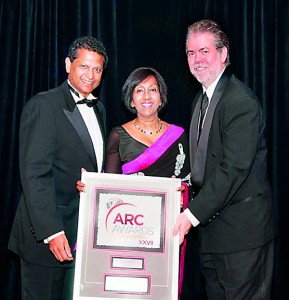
[67,36,108,68]
[122,67,168,114]
[186,19,230,66]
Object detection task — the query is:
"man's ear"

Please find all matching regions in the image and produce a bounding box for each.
[65,57,71,74]
[220,47,228,64]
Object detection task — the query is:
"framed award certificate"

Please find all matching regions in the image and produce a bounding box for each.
[73,172,181,300]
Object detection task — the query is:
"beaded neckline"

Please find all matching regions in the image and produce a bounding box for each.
[133,119,163,135]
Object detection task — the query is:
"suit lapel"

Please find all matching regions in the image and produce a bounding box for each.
[189,92,202,171]
[93,104,106,137]
[61,82,98,168]
[190,69,232,188]
[63,106,98,168]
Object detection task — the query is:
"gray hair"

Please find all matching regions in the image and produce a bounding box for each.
[186,19,230,66]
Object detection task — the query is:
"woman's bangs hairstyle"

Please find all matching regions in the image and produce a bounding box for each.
[122,67,168,114]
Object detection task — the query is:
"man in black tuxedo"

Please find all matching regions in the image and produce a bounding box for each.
[173,20,275,299]
[8,36,108,299]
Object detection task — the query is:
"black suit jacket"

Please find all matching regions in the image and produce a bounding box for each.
[9,81,106,267]
[188,68,275,253]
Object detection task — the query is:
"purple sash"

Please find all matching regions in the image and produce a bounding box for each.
[122,125,184,174]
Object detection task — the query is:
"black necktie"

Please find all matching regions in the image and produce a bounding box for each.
[76,98,98,107]
[198,92,209,142]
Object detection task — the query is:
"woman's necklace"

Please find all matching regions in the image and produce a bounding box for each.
[133,118,163,135]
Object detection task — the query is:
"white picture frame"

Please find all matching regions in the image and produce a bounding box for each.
[73,172,181,300]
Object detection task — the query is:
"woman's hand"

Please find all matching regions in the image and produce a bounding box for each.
[177,185,186,208]
[77,168,87,193]
[172,175,186,208]
[77,180,85,193]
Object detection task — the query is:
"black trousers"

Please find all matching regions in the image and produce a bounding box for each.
[200,240,274,300]
[20,259,74,300]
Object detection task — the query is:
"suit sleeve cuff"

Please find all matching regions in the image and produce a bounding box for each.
[184,208,200,227]
[44,231,65,244]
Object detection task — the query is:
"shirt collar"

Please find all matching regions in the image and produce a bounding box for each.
[202,67,226,100]
[67,80,96,102]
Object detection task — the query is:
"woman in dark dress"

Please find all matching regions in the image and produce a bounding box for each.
[78,67,191,298]
[106,67,192,299]
[105,67,191,183]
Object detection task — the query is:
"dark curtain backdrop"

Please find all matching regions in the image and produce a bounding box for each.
[1,0,288,299]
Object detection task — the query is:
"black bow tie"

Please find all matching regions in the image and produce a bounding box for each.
[68,83,98,107]
[76,98,98,107]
